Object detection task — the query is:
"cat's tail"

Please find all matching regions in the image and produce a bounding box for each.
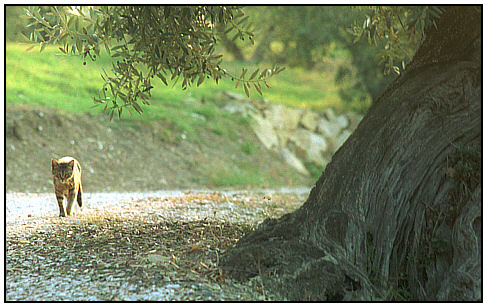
[77,182,83,208]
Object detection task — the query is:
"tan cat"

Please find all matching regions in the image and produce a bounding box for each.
[51,157,83,217]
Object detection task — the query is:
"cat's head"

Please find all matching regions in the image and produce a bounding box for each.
[51,158,75,181]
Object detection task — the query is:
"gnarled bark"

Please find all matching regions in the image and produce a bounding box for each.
[223,6,481,301]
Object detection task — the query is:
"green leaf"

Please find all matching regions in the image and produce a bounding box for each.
[224,25,234,34]
[76,7,85,17]
[237,15,249,26]
[67,13,74,28]
[197,74,205,86]
[243,83,249,97]
[118,92,127,102]
[39,41,47,52]
[171,68,179,80]
[254,83,263,96]
[18,32,32,43]
[132,101,143,114]
[258,69,268,79]
[126,107,134,119]
[239,68,247,79]
[94,45,100,57]
[34,29,45,42]
[249,68,259,80]
[25,44,36,51]
[76,38,82,53]
[111,45,125,51]
[90,103,102,109]
[157,73,168,86]
[231,32,240,42]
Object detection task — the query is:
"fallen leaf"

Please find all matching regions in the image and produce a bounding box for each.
[190,244,201,252]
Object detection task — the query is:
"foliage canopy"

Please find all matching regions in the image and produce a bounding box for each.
[349,6,445,75]
[23,6,284,119]
[22,5,447,118]
[220,6,444,103]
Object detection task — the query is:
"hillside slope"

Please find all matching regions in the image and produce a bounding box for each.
[6,104,312,193]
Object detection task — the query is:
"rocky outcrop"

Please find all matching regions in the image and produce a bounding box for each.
[218,91,364,175]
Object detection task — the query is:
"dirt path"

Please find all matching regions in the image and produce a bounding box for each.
[6,189,309,301]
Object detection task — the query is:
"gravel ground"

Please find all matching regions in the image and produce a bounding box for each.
[5,189,309,301]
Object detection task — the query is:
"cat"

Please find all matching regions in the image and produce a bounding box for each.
[51,157,83,217]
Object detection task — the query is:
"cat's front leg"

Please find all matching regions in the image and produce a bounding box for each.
[66,188,78,216]
[56,194,66,217]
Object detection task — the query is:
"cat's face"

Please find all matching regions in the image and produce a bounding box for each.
[51,159,75,182]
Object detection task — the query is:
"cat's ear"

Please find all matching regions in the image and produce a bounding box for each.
[51,159,58,168]
[68,159,75,168]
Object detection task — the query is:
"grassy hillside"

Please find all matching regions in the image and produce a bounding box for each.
[7,42,370,142]
[6,42,369,188]
[6,42,366,114]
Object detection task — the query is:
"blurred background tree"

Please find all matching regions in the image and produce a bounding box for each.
[6,6,32,41]
[216,6,420,106]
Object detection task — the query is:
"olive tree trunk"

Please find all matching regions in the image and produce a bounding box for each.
[223,6,481,301]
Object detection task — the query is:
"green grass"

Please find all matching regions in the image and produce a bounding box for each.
[7,41,362,144]
[201,161,297,188]
[6,42,359,117]
[241,140,255,155]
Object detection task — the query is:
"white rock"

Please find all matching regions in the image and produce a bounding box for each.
[324,108,337,122]
[222,101,255,115]
[264,104,302,131]
[221,90,250,102]
[316,118,342,139]
[276,130,291,147]
[249,113,280,151]
[335,114,349,129]
[280,148,309,175]
[346,112,364,131]
[191,113,206,121]
[288,129,328,166]
[307,133,329,166]
[299,110,320,131]
[336,130,352,150]
[183,97,202,106]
